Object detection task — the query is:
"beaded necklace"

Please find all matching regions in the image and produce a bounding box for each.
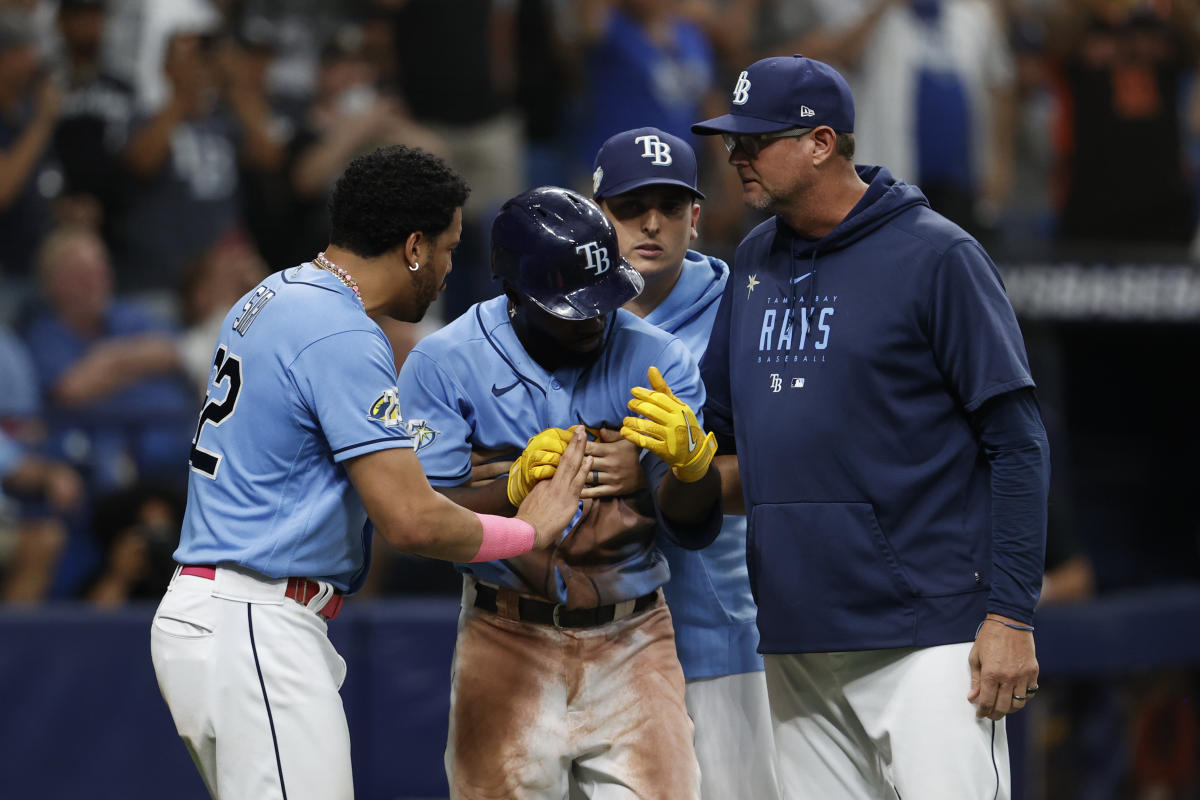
[313,252,364,307]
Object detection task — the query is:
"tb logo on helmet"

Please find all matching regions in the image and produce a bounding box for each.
[576,241,611,276]
[732,71,751,105]
[635,134,672,166]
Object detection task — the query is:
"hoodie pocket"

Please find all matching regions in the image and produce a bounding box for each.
[749,502,916,650]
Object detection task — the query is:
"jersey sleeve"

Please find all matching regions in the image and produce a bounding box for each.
[927,241,1034,412]
[288,329,413,463]
[395,348,476,486]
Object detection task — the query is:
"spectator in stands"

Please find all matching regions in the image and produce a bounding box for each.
[0,325,83,604]
[0,426,83,604]
[216,0,341,105]
[219,14,303,270]
[116,23,242,293]
[791,0,1017,238]
[607,0,748,258]
[289,23,445,268]
[1046,0,1199,249]
[0,322,39,440]
[175,230,265,394]
[513,0,574,188]
[388,0,525,320]
[576,0,716,177]
[0,8,61,290]
[19,224,195,498]
[51,0,135,244]
[82,484,182,607]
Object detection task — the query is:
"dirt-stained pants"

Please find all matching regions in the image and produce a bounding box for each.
[446,585,700,800]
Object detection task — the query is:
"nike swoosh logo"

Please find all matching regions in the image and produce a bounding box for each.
[790,271,813,284]
[685,419,696,452]
[491,380,521,397]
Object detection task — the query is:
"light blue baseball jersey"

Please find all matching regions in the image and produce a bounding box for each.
[174,264,414,593]
[645,250,764,680]
[396,295,713,606]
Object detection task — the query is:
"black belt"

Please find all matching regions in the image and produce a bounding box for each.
[472,582,659,629]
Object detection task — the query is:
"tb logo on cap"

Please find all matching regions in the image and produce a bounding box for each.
[635,134,672,166]
[732,71,751,105]
[576,241,610,275]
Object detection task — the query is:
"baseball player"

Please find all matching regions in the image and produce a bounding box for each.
[149,147,591,800]
[588,126,779,800]
[395,186,721,800]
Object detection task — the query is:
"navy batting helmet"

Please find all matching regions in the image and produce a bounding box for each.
[492,186,644,320]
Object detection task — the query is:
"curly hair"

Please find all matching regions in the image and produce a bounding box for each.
[328,146,470,257]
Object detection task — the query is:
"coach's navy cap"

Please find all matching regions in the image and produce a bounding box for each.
[692,55,854,136]
[592,127,705,201]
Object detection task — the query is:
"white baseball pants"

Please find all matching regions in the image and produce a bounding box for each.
[685,670,781,800]
[150,565,352,800]
[766,643,1010,800]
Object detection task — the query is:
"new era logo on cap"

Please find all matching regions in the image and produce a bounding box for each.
[693,55,854,138]
[592,126,705,201]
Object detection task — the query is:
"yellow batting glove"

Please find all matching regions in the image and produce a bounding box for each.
[506,426,576,507]
[620,367,716,483]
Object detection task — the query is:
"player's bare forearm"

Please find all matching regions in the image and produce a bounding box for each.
[348,433,590,560]
[656,466,721,525]
[436,478,515,517]
[346,448,495,562]
[713,454,743,514]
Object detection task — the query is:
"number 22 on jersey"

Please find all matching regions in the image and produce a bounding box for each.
[189,344,243,479]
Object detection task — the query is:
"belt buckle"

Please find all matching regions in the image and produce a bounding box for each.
[551,602,564,630]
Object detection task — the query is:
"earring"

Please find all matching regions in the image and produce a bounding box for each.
[409,261,419,272]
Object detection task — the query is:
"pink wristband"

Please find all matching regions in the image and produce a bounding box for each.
[469,514,536,562]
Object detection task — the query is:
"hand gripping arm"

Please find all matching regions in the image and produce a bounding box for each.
[506,426,576,507]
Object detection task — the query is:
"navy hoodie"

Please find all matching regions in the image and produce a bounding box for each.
[701,166,1039,653]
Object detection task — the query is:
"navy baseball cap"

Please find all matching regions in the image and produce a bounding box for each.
[592,127,705,201]
[692,55,854,136]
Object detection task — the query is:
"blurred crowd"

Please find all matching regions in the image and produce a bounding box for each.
[2,0,1200,609]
